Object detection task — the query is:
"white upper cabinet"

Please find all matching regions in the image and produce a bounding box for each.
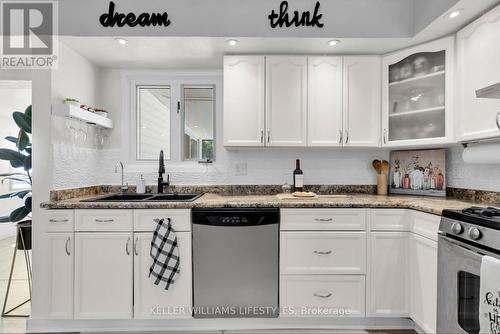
[266,56,308,147]
[307,56,343,147]
[457,4,500,142]
[382,37,455,147]
[343,56,381,147]
[223,56,265,146]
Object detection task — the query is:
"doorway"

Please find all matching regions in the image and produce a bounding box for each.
[0,80,32,331]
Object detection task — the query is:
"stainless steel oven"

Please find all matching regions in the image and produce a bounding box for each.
[437,209,500,334]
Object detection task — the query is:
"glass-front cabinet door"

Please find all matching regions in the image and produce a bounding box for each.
[382,37,455,147]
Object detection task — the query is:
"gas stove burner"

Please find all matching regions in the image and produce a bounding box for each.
[462,206,500,217]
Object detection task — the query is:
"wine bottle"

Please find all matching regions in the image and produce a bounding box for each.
[293,159,304,192]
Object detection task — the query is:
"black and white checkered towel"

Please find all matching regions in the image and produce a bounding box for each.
[149,218,180,290]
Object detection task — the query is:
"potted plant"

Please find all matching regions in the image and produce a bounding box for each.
[0,105,32,249]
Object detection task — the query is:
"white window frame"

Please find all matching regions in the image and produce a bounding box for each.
[122,70,222,174]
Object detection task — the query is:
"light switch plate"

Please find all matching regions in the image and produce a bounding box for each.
[235,162,248,176]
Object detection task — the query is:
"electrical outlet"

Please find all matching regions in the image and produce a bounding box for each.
[235,162,248,176]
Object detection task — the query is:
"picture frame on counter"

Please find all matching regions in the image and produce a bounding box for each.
[389,149,446,197]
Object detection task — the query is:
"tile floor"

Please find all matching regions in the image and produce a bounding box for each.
[0,236,30,333]
[0,236,417,334]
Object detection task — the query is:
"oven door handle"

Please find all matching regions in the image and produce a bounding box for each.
[441,236,487,260]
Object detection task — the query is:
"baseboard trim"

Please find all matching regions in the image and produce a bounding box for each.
[27,317,415,333]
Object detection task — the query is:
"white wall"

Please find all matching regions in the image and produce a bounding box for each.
[51,42,103,189]
[0,82,31,239]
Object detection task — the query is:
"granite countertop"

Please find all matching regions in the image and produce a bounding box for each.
[41,193,480,216]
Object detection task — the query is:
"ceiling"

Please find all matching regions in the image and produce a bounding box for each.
[60,0,500,69]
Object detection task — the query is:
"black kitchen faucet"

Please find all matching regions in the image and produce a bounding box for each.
[157,150,170,194]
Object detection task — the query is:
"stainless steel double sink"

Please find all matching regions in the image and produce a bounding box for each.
[81,193,203,202]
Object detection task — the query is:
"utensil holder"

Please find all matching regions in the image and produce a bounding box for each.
[377,174,388,196]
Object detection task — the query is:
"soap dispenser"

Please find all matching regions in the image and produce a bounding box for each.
[136,174,146,194]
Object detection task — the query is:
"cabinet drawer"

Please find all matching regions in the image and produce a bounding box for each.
[280,275,365,317]
[133,209,190,232]
[45,210,74,232]
[411,211,440,241]
[370,209,410,231]
[281,209,367,231]
[281,232,366,275]
[75,210,133,231]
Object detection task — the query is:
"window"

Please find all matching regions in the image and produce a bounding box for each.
[136,86,171,160]
[182,86,215,161]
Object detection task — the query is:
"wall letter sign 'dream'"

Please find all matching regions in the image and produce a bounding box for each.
[268,1,324,28]
[99,1,171,27]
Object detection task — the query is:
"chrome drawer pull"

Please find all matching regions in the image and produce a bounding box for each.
[339,130,343,144]
[313,292,332,298]
[134,237,139,256]
[314,218,333,222]
[126,237,131,255]
[496,111,500,130]
[95,218,114,223]
[314,250,332,255]
[65,237,71,256]
[49,219,69,223]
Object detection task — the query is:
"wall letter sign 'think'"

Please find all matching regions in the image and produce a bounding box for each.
[99,1,171,27]
[268,1,324,28]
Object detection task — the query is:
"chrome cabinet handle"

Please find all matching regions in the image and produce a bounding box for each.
[339,130,343,144]
[134,237,139,256]
[496,111,500,130]
[260,130,264,144]
[95,218,114,223]
[49,218,69,223]
[345,130,349,144]
[314,218,333,222]
[383,129,387,144]
[267,131,270,144]
[126,237,131,255]
[314,250,332,255]
[313,292,332,298]
[65,237,71,256]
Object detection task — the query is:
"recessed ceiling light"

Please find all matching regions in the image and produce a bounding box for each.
[115,37,128,45]
[226,39,239,46]
[446,9,463,19]
[327,39,340,47]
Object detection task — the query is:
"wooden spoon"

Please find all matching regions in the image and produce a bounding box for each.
[381,160,390,174]
[372,160,382,174]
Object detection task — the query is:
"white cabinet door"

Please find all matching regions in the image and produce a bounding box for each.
[133,232,192,319]
[45,233,73,319]
[410,233,437,334]
[266,56,307,147]
[382,37,455,147]
[457,4,500,142]
[223,56,265,146]
[307,56,343,147]
[74,232,133,319]
[368,232,410,317]
[343,56,381,147]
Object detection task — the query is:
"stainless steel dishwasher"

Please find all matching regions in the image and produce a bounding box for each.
[192,208,279,318]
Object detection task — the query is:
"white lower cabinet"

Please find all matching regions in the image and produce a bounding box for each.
[133,232,192,319]
[45,233,74,319]
[368,232,410,317]
[74,232,133,319]
[280,275,365,317]
[410,233,437,333]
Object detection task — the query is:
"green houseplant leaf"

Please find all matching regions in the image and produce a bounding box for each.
[13,111,31,134]
[17,130,29,151]
[9,206,30,222]
[24,105,32,118]
[24,196,32,212]
[0,190,30,199]
[0,216,10,223]
[5,136,17,144]
[0,148,25,168]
